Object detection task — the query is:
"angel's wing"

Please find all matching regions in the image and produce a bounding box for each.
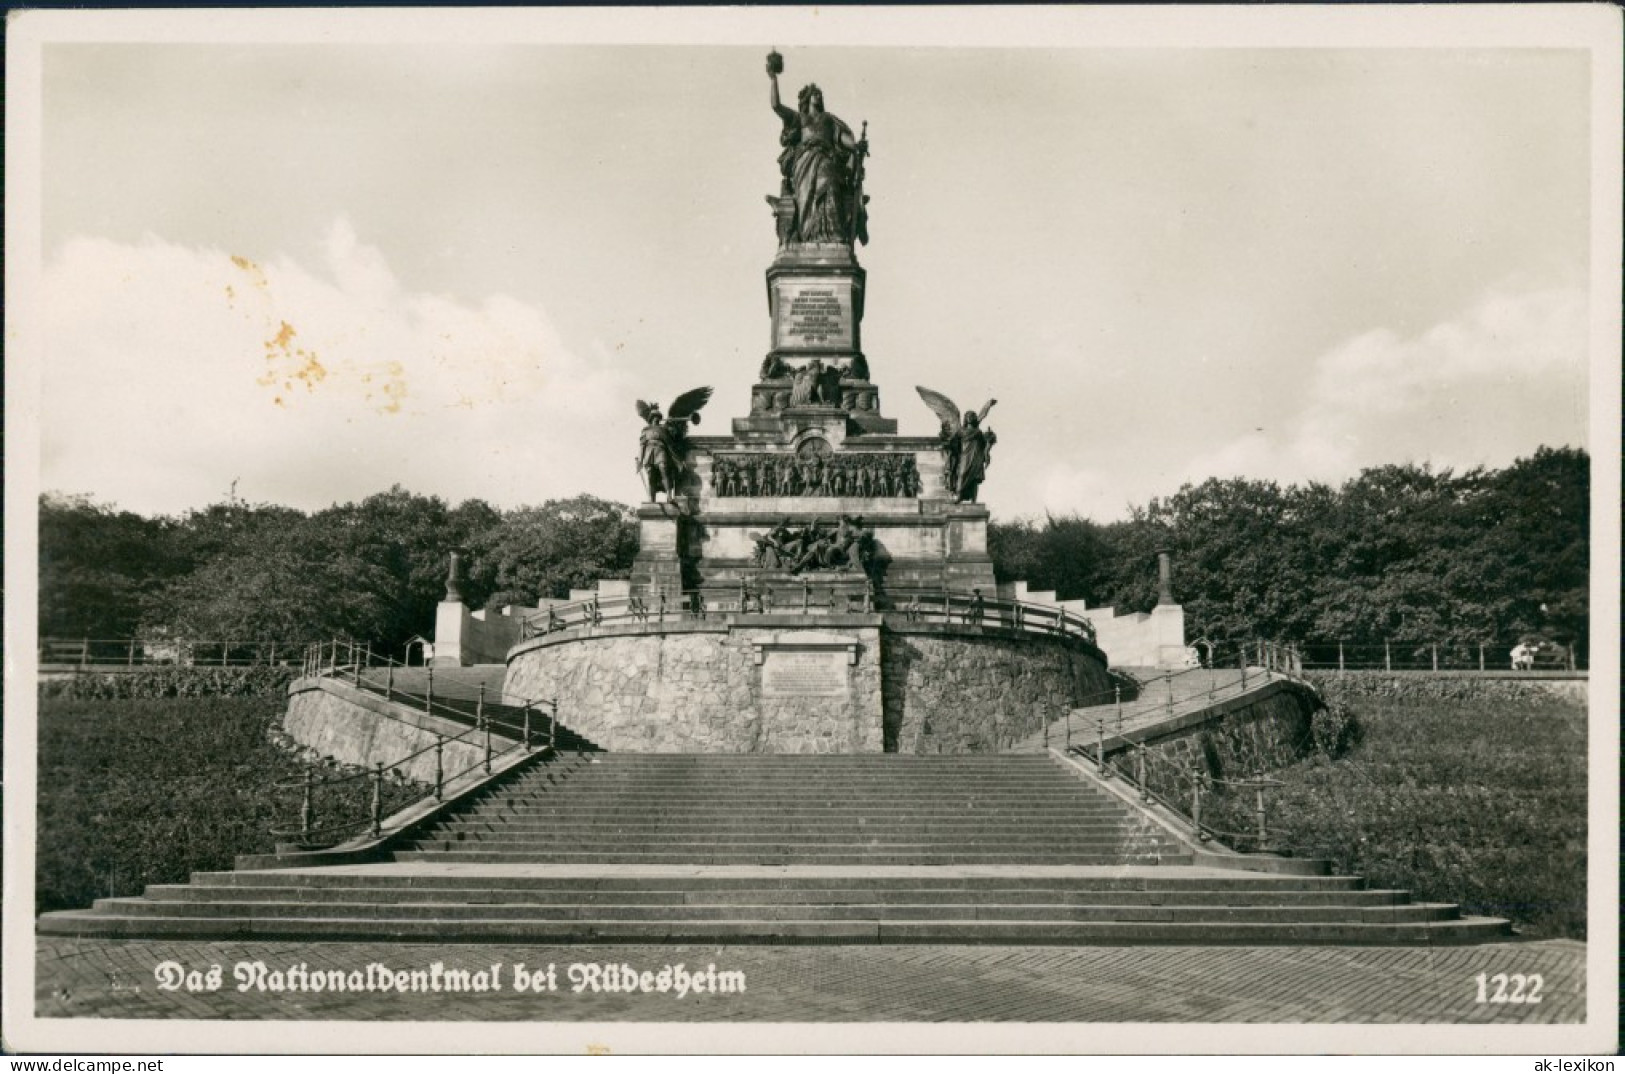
[635,400,657,422]
[667,386,714,424]
[914,386,962,432]
[976,398,998,424]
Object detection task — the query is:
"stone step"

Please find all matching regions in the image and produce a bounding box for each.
[91,897,1461,925]
[425,822,1140,837]
[137,884,1407,907]
[182,871,1371,892]
[390,851,1193,865]
[407,838,1159,854]
[36,912,1513,946]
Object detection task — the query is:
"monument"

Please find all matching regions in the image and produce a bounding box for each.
[501,54,1116,753]
[625,52,1001,611]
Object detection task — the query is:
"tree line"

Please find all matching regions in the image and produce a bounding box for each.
[39,447,1587,658]
[989,447,1588,653]
[38,488,637,657]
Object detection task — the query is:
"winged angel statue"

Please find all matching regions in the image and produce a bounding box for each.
[915,387,998,504]
[636,387,713,503]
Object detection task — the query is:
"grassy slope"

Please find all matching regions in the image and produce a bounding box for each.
[36,695,418,912]
[1215,693,1587,939]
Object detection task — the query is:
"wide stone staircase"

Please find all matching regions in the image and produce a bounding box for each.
[37,751,1511,945]
[395,753,1187,866]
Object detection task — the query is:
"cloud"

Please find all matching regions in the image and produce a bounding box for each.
[1179,284,1588,488]
[41,222,637,514]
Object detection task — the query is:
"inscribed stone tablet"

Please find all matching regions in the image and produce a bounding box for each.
[773,280,854,351]
[761,649,849,697]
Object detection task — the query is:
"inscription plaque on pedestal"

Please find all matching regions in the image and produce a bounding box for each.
[761,649,849,697]
[773,279,855,352]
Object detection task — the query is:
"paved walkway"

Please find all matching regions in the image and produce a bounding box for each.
[34,936,1584,1023]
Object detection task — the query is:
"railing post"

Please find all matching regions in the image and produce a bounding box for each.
[1095,718,1105,775]
[221,640,229,667]
[1190,770,1204,841]
[1165,675,1174,717]
[433,735,445,800]
[1384,640,1391,672]
[1065,707,1072,750]
[385,664,394,700]
[1114,685,1123,733]
[1043,718,1049,751]
[269,642,277,667]
[1478,643,1485,671]
[1431,643,1438,672]
[523,704,533,752]
[1255,783,1268,846]
[1567,644,1576,672]
[480,685,491,774]
[80,638,89,667]
[549,699,558,751]
[425,667,434,715]
[1337,641,1344,674]
[370,763,383,838]
[128,638,136,666]
[1135,745,1148,802]
[300,767,315,841]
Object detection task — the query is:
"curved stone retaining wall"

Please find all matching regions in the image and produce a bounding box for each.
[881,629,1115,753]
[284,678,494,783]
[504,615,1110,754]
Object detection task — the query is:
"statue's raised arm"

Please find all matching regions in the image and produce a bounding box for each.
[767,50,867,246]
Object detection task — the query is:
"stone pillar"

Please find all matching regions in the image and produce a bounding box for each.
[1156,549,1175,606]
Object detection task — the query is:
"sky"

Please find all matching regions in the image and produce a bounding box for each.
[27,22,1599,522]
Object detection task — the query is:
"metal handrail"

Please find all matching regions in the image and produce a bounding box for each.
[1070,736,1286,852]
[281,642,566,847]
[513,588,1103,645]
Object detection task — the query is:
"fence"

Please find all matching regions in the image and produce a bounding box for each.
[517,587,1101,646]
[1290,640,1583,673]
[39,637,304,669]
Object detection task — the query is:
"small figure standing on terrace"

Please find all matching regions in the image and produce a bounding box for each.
[965,588,986,626]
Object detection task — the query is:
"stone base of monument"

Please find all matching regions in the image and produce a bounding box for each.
[502,606,1112,754]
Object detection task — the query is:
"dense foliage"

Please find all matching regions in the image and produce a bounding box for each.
[40,448,1585,657]
[38,666,298,700]
[39,488,635,660]
[1201,683,1587,939]
[990,448,1589,651]
[36,695,418,912]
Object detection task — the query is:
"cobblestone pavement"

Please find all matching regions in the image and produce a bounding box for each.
[34,936,1584,1023]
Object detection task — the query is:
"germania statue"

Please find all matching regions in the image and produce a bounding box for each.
[635,387,713,503]
[768,51,869,246]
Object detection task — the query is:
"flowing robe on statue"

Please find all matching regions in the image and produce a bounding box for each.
[777,110,856,243]
[952,425,995,503]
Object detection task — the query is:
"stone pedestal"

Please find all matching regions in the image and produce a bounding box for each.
[764,243,865,358]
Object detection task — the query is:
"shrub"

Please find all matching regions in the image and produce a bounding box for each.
[38,666,298,700]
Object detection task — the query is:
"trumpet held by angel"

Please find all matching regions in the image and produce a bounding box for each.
[915,387,998,504]
[635,387,713,502]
